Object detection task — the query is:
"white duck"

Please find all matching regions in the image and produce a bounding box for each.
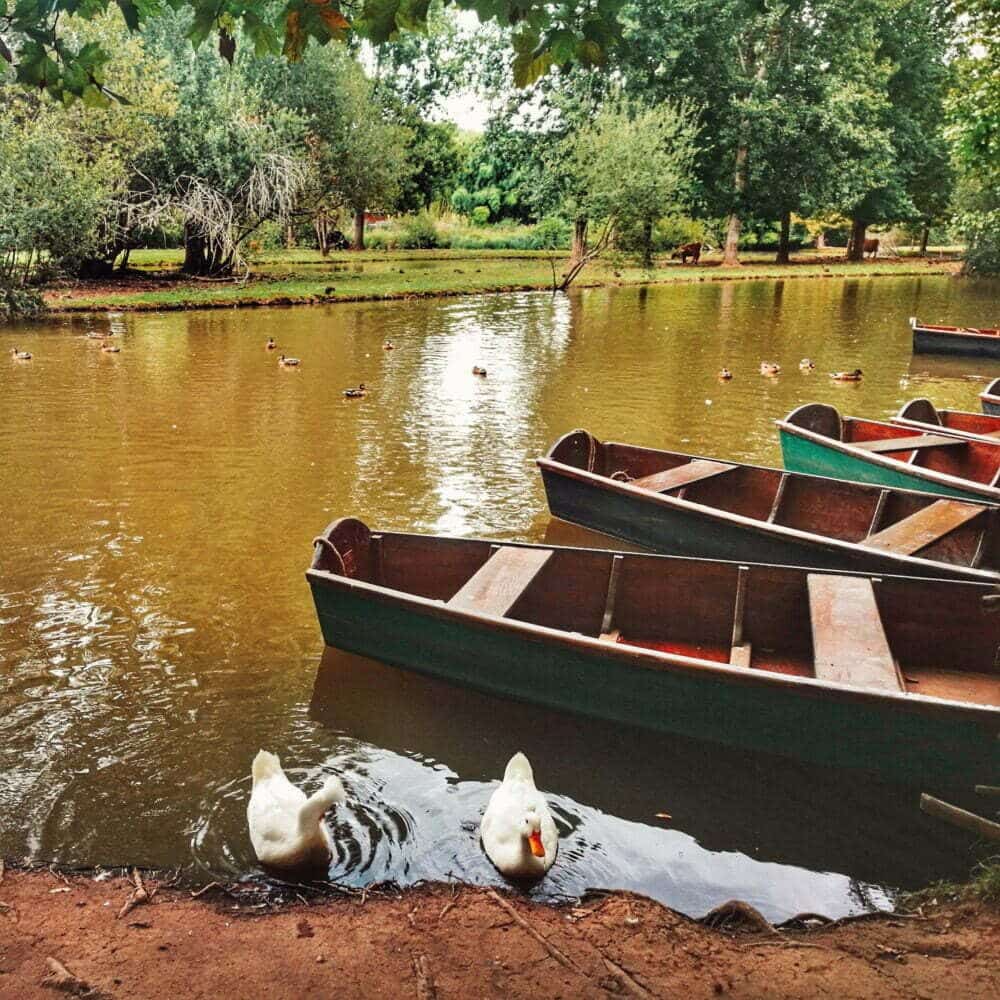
[481,752,559,880]
[247,750,346,872]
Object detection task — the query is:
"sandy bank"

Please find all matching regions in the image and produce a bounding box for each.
[1,866,997,999]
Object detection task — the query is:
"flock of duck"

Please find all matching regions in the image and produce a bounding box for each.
[248,750,557,881]
[717,359,863,381]
[264,335,488,392]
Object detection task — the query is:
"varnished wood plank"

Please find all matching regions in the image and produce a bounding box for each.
[920,793,1000,843]
[730,643,752,667]
[861,499,985,556]
[448,546,553,618]
[629,459,735,494]
[853,433,965,453]
[807,575,902,692]
[599,629,620,644]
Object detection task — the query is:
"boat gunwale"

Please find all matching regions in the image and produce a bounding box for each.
[777,407,1000,502]
[536,439,1000,583]
[305,532,1000,727]
[910,318,1000,340]
[892,406,1000,446]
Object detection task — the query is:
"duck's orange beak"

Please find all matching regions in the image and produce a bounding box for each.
[528,831,545,858]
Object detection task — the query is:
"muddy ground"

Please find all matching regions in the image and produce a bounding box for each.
[1,867,997,999]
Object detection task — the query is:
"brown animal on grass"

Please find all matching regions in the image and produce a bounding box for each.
[671,241,702,265]
[863,238,880,259]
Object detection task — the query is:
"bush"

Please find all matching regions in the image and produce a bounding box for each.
[471,205,491,226]
[397,213,442,249]
[0,283,45,321]
[526,216,570,249]
[961,209,1000,275]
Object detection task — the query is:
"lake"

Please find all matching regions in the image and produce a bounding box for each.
[1,272,997,920]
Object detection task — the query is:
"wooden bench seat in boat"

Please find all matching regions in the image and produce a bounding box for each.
[448,545,553,617]
[853,433,965,454]
[861,499,986,556]
[807,574,903,693]
[629,459,735,493]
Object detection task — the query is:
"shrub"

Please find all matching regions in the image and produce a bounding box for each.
[526,216,571,249]
[471,205,491,226]
[397,213,442,249]
[0,283,45,321]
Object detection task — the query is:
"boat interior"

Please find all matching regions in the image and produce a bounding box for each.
[310,520,1000,708]
[543,429,1000,572]
[784,402,1000,487]
[895,399,1000,440]
[916,323,1000,337]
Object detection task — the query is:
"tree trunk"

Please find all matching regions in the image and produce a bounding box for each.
[723,212,743,266]
[815,231,826,249]
[919,225,929,255]
[353,209,365,251]
[641,218,654,267]
[847,218,867,262]
[315,214,330,257]
[776,211,791,264]
[118,248,132,272]
[571,217,588,262]
[183,229,208,275]
[722,140,748,266]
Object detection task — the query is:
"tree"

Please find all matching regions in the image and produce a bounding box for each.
[1,1,626,103]
[557,99,698,285]
[837,0,955,260]
[948,0,1000,273]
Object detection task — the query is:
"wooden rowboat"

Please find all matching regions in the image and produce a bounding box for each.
[307,518,1000,785]
[911,317,1000,357]
[982,377,1000,417]
[778,403,1000,503]
[894,399,1000,445]
[537,430,999,583]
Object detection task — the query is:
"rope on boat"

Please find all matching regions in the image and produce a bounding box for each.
[312,536,347,575]
[610,470,634,482]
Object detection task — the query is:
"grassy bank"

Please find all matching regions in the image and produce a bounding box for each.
[43,247,963,313]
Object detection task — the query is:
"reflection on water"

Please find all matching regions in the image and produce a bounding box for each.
[1,274,997,917]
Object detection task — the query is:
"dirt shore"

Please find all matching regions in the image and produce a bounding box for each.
[1,867,997,999]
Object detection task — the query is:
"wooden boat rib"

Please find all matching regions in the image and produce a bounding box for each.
[893,398,1000,445]
[911,317,1000,357]
[536,429,999,583]
[306,518,1000,784]
[778,403,1000,503]
[981,377,1000,417]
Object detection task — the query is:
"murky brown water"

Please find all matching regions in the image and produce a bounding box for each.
[2,274,997,919]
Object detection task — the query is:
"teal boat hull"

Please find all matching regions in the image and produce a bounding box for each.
[308,578,1000,788]
[778,428,989,502]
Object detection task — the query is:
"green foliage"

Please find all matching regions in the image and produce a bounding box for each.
[0,0,626,103]
[564,99,699,252]
[471,205,491,225]
[0,282,45,320]
[397,213,442,249]
[527,215,570,249]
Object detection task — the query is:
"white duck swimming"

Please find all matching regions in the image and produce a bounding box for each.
[481,752,558,880]
[247,751,346,872]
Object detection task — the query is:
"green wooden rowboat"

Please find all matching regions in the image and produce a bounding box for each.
[306,518,1000,786]
[778,403,1000,503]
[537,430,1000,584]
[894,398,1000,445]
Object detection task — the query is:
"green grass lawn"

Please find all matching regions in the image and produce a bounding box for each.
[45,247,963,313]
